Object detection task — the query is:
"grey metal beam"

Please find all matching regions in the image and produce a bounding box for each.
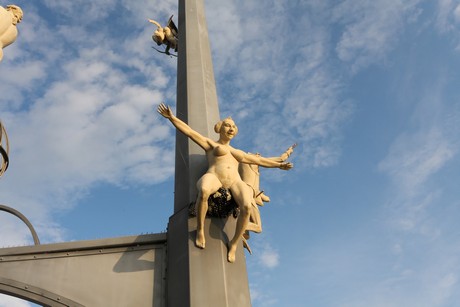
[0,233,166,257]
[0,234,167,306]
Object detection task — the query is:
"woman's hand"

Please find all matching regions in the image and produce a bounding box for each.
[157,103,173,119]
[280,162,293,170]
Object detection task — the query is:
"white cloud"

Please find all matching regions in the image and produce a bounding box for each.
[436,0,458,32]
[259,248,279,269]
[454,4,460,23]
[434,0,460,52]
[333,0,422,72]
[0,213,37,247]
[455,4,460,23]
[378,128,455,194]
[249,284,279,307]
[0,48,47,111]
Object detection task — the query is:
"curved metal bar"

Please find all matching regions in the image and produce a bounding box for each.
[0,205,40,245]
[0,122,9,176]
[0,277,85,306]
[0,146,8,175]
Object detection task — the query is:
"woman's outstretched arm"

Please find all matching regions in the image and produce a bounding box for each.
[232,148,293,170]
[157,103,211,150]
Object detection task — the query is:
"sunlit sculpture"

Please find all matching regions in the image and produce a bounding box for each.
[148,15,178,56]
[158,103,293,262]
[0,4,23,62]
[239,144,296,253]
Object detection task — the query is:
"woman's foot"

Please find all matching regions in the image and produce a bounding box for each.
[242,236,252,254]
[227,242,237,263]
[195,229,206,249]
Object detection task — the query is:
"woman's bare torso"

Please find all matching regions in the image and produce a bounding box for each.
[205,144,241,188]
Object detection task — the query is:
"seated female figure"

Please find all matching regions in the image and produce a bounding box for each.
[158,103,293,262]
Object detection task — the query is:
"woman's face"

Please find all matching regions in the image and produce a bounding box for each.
[220,119,237,140]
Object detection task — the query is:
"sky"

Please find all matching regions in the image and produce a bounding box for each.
[1,0,460,306]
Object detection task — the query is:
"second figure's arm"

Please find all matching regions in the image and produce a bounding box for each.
[268,143,297,162]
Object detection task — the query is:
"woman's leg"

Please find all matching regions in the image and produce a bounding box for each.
[245,204,262,233]
[195,173,221,249]
[227,181,253,262]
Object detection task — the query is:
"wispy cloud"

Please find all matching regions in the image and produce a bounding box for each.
[436,0,460,32]
[434,0,460,50]
[455,3,460,23]
[371,53,460,307]
[379,128,455,195]
[374,128,460,306]
[258,244,280,269]
[378,66,459,233]
[332,0,422,72]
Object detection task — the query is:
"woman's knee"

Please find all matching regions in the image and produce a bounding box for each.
[238,201,252,217]
[197,190,210,204]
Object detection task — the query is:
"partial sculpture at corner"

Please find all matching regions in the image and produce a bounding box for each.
[0,4,23,62]
[158,103,293,263]
[148,15,178,56]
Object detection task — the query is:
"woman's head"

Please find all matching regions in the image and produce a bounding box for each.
[215,117,238,138]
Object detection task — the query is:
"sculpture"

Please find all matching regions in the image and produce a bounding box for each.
[0,4,23,62]
[239,144,296,253]
[148,15,178,56]
[157,103,293,262]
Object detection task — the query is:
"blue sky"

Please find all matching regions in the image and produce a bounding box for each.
[1,0,460,306]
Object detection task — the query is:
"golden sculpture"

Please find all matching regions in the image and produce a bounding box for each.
[148,16,178,55]
[158,103,293,262]
[0,4,23,62]
[239,144,296,253]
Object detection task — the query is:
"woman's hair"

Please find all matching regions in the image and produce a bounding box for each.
[214,117,238,135]
[6,5,23,25]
